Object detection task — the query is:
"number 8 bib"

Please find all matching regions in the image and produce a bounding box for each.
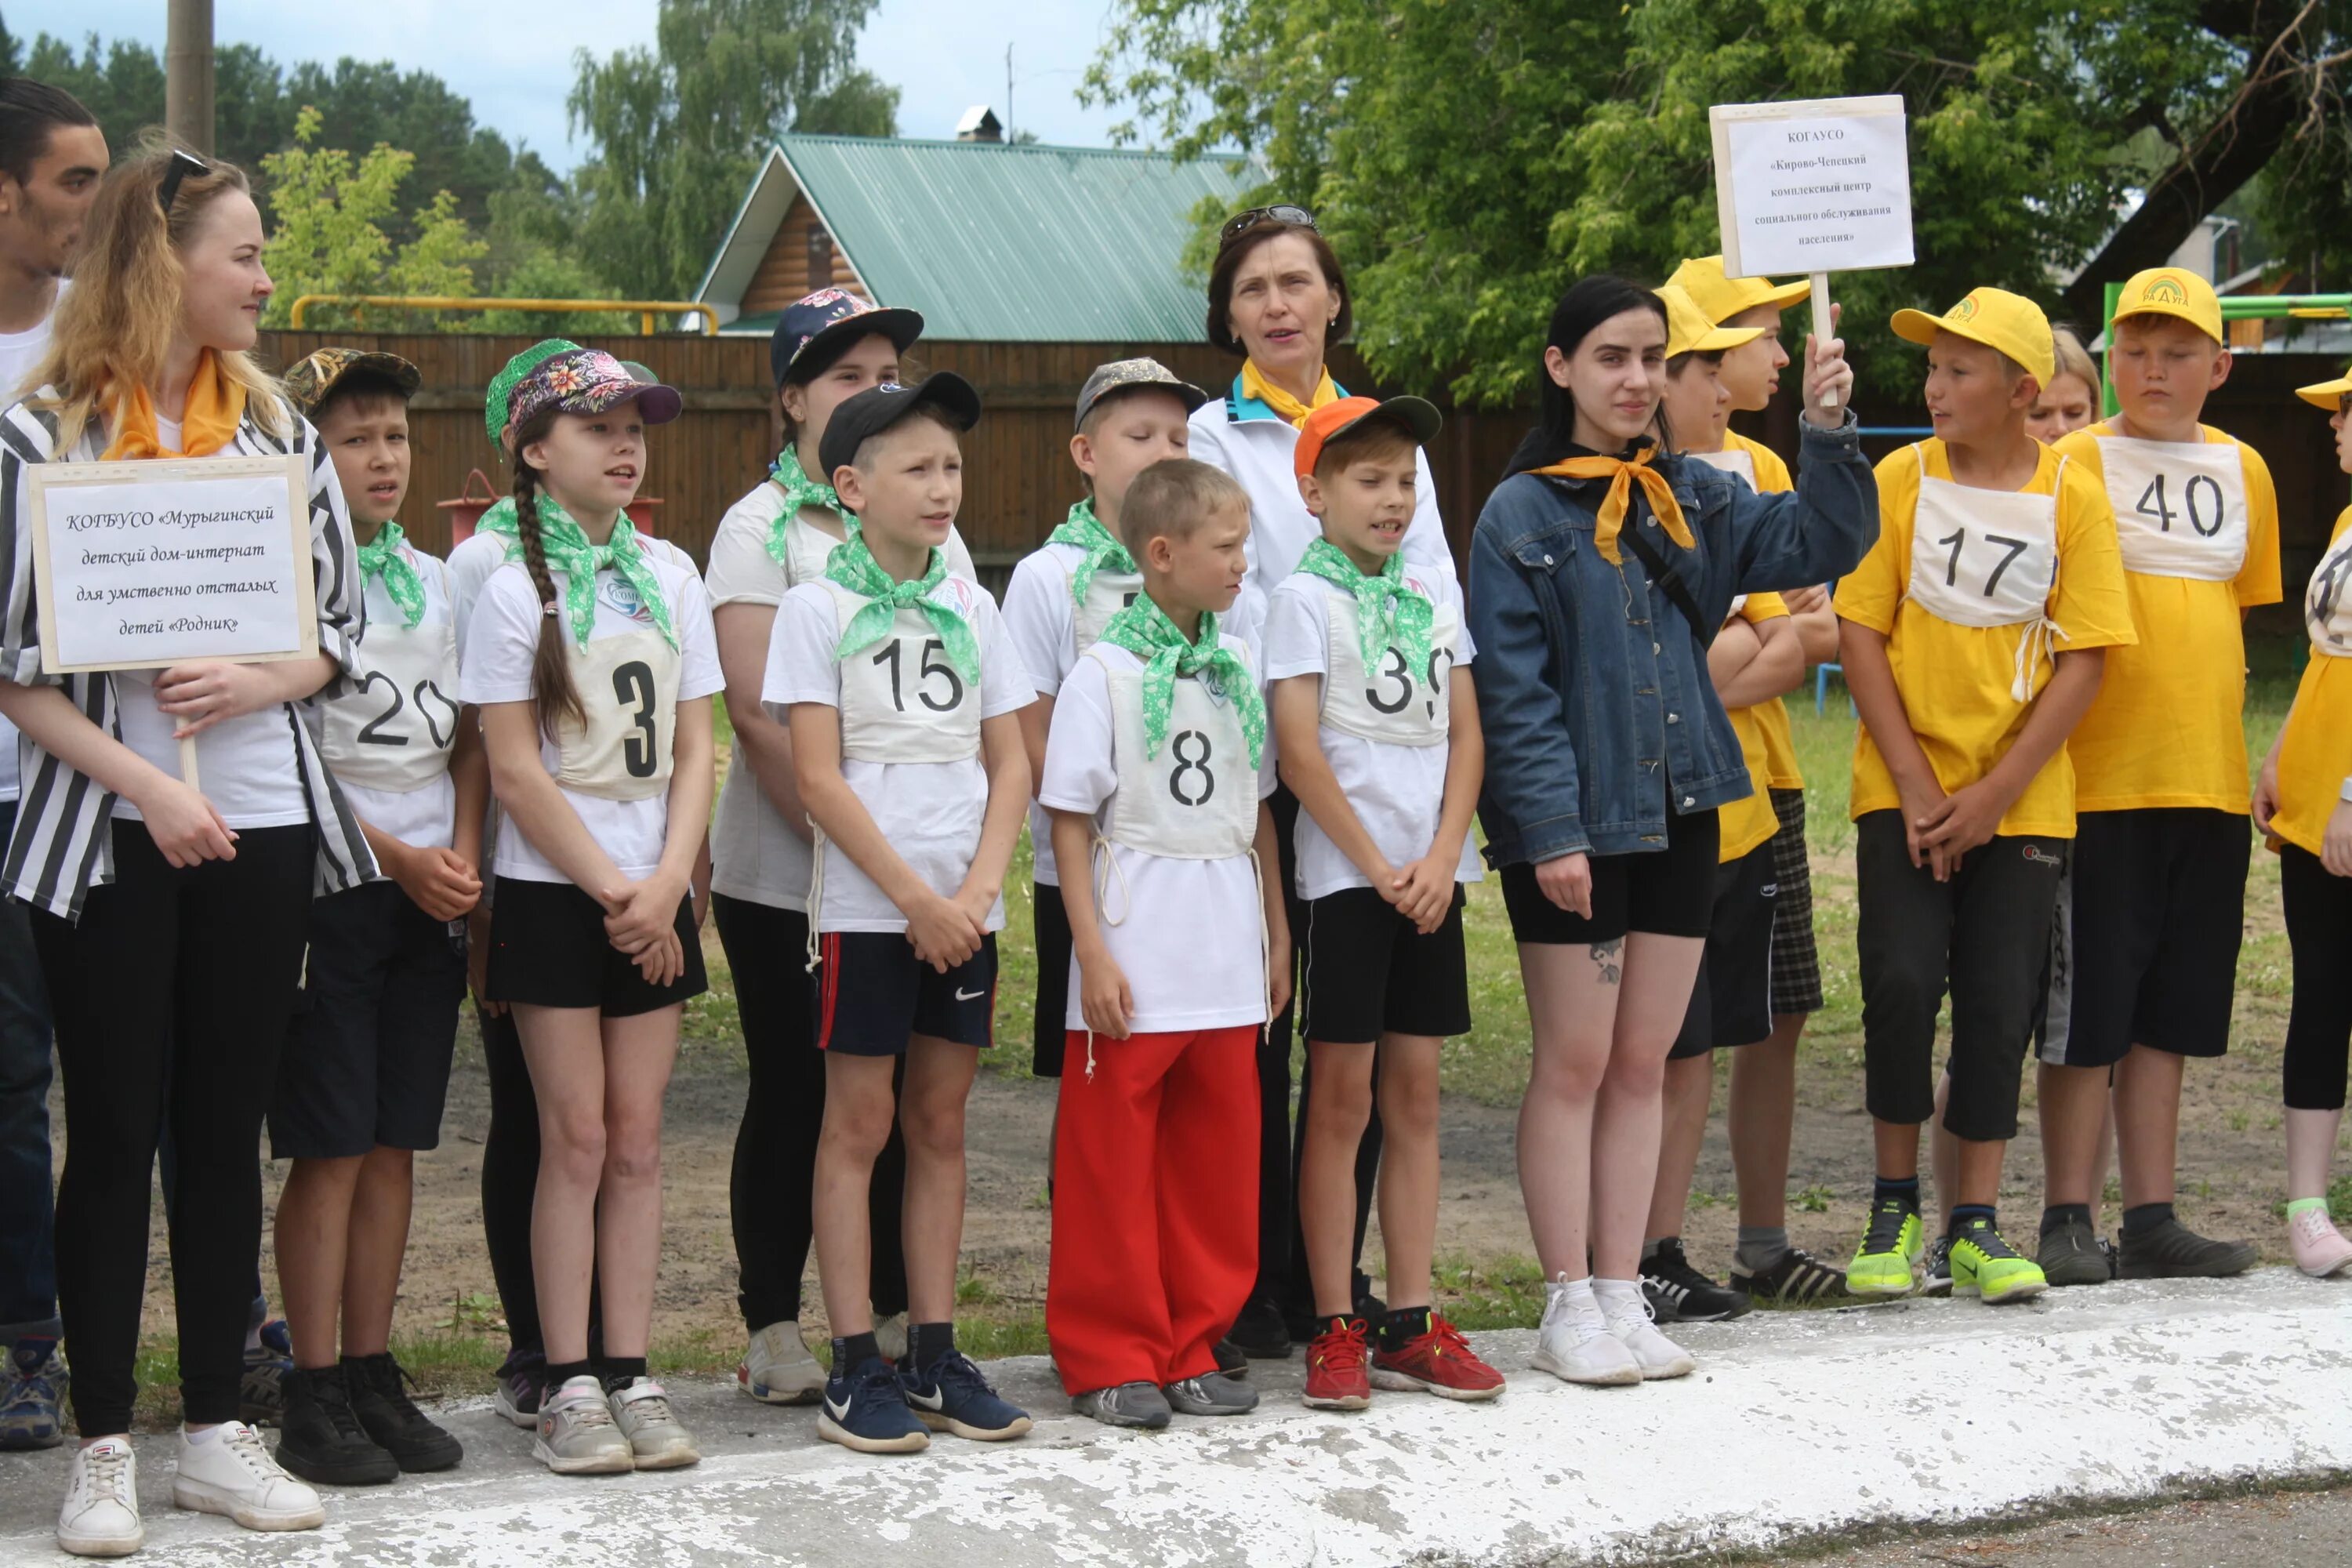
[2096,435,2247,581]
[1094,651,1258,859]
[554,629,679,801]
[1905,456,2062,630]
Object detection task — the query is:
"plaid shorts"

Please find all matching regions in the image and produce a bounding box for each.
[1767,788,1824,1016]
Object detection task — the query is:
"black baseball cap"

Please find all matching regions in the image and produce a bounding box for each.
[817,372,983,483]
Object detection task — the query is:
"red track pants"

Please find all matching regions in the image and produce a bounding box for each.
[1046,1025,1261,1395]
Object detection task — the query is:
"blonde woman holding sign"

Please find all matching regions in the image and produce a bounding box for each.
[0,138,370,1556]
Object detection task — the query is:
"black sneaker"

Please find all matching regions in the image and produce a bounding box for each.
[1212,1338,1248,1377]
[2118,1216,2259,1279]
[1640,1240,1753,1323]
[239,1319,292,1426]
[1225,1298,1290,1360]
[1729,1246,1849,1306]
[2036,1217,2111,1288]
[274,1365,399,1486]
[1918,1236,1955,1298]
[344,1352,463,1472]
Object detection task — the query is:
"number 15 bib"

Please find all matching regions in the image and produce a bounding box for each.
[2097,435,2247,581]
[819,578,982,764]
[1906,458,2061,630]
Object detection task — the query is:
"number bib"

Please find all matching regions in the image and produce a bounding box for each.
[781,506,848,590]
[2098,435,2247,581]
[1689,446,1757,488]
[554,629,679,801]
[819,579,983,764]
[1906,459,2062,630]
[2306,532,2352,659]
[1319,582,1457,748]
[1070,562,1143,657]
[1094,651,1259,860]
[321,621,461,793]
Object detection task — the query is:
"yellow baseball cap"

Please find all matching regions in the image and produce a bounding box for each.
[2111,267,2223,344]
[2297,366,2352,410]
[1891,287,2056,387]
[1659,284,1766,358]
[1665,255,1810,325]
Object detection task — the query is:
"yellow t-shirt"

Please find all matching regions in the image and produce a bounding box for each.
[1835,439,2136,838]
[2273,506,2352,859]
[2055,422,2281,813]
[1723,431,1807,791]
[1720,591,1791,862]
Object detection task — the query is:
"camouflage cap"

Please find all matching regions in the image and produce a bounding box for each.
[485,338,582,448]
[281,348,420,421]
[1074,357,1209,430]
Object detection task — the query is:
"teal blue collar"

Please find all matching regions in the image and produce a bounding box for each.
[1222,370,1352,425]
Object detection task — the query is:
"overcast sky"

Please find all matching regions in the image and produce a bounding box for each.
[14,1,1136,167]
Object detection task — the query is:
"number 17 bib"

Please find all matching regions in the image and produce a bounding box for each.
[2096,434,2247,582]
[1905,459,2061,630]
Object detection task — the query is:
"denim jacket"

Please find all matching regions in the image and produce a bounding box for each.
[1468,415,1877,866]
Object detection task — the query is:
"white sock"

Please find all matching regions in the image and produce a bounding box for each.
[1592,1277,1642,1306]
[1549,1272,1596,1303]
[180,1424,223,1446]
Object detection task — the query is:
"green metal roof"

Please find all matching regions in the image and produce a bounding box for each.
[764,134,1258,343]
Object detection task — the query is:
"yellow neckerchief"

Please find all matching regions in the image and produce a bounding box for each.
[100,350,248,460]
[1530,445,1694,565]
[1240,358,1340,430]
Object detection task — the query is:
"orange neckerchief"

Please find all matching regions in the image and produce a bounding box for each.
[1530,446,1694,565]
[1240,358,1340,430]
[100,350,247,460]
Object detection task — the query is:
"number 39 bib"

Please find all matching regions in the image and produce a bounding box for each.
[1094,651,1258,860]
[819,579,982,764]
[554,629,679,801]
[321,621,460,793]
[2307,530,2352,659]
[1905,457,2062,630]
[2097,435,2248,581]
[1320,582,1457,748]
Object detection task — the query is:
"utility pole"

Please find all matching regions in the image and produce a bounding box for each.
[165,0,215,156]
[1005,44,1014,144]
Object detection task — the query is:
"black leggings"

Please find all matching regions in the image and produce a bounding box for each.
[714,894,906,1330]
[2282,845,2352,1111]
[35,823,314,1436]
[480,999,590,1359]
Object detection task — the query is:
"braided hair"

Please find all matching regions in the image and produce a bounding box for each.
[508,408,585,741]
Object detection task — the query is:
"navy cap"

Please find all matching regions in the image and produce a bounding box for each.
[771,289,924,389]
[817,373,982,486]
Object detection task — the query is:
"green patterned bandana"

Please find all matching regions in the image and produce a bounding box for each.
[474,496,517,541]
[1045,498,1134,606]
[1096,593,1265,768]
[1296,536,1433,673]
[528,499,678,651]
[356,521,427,628]
[766,445,848,564]
[824,527,982,684]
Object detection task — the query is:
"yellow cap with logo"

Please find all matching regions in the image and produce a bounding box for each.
[2298,365,2352,411]
[1665,256,1810,325]
[1890,287,2056,387]
[1659,284,1766,359]
[2111,267,2223,345]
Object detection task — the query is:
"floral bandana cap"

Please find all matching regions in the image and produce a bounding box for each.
[506,349,684,431]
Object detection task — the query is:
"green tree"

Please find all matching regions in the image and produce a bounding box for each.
[258,106,487,332]
[569,0,901,299]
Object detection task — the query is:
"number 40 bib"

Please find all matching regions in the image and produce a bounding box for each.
[2098,435,2247,582]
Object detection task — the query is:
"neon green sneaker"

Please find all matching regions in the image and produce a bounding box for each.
[1846,1200,1924,1298]
[1948,1217,2049,1304]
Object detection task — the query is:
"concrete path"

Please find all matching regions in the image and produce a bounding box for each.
[2,1271,2348,1566]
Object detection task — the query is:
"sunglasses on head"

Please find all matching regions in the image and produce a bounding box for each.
[157,149,209,216]
[1220,204,1316,246]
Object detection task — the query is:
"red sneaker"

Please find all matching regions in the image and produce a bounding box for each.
[1301,1317,1371,1410]
[1370,1313,1505,1401]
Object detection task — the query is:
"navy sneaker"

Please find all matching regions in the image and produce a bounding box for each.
[817,1355,930,1454]
[239,1319,293,1426]
[0,1338,67,1450]
[899,1349,1033,1442]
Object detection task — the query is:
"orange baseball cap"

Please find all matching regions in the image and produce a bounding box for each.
[1294,395,1442,477]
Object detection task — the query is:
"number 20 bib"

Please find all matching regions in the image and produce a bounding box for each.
[1905,458,2061,630]
[819,579,982,764]
[2306,529,2352,659]
[1319,582,1457,748]
[322,621,461,793]
[2096,435,2247,581]
[1094,652,1258,860]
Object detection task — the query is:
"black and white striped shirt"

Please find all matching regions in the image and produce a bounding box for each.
[0,392,376,920]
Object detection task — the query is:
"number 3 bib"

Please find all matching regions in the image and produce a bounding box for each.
[321,621,460,793]
[2096,435,2247,581]
[1094,650,1258,860]
[818,578,982,764]
[554,628,679,801]
[1319,581,1457,748]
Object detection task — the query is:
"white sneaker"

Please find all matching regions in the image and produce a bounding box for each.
[1530,1279,1642,1387]
[738,1321,824,1405]
[56,1438,142,1557]
[608,1377,700,1470]
[2288,1207,2352,1278]
[171,1421,325,1532]
[534,1375,633,1475]
[873,1312,909,1366]
[1596,1283,1697,1380]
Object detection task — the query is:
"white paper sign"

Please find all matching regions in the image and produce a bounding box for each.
[26,456,318,674]
[1711,95,1915,278]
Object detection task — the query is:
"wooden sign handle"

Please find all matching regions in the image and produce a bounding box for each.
[180,735,199,791]
[1810,272,1840,412]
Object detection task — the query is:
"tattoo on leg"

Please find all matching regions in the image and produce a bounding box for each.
[1588,938,1623,985]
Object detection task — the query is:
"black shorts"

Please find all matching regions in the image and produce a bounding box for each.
[485,876,708,1017]
[270,880,467,1160]
[1031,883,1074,1078]
[814,931,997,1056]
[2038,808,2250,1068]
[1671,844,1779,1059]
[1298,884,1472,1044]
[1500,807,1720,945]
[1766,789,1824,1017]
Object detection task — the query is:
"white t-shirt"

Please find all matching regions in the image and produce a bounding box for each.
[1000,538,1145,887]
[459,554,722,884]
[321,542,460,854]
[1039,641,1276,1034]
[1263,570,1483,900]
[113,620,310,833]
[764,578,1029,933]
[702,481,978,912]
[0,278,65,806]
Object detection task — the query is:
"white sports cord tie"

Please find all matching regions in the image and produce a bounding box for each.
[2010,617,2070,704]
[1082,832,1134,1081]
[802,819,826,972]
